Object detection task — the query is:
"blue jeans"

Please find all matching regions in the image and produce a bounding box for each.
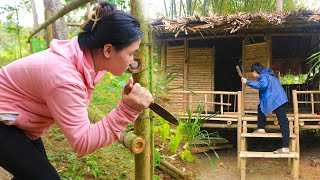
[0,123,60,180]
[257,103,289,148]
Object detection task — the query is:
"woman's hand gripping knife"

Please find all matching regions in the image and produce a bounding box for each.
[122,77,154,112]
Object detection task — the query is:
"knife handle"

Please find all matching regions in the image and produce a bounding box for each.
[124,84,154,107]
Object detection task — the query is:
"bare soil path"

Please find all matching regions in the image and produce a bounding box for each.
[1,133,319,179]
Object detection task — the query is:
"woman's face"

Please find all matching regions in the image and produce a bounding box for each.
[104,39,141,76]
[252,70,259,78]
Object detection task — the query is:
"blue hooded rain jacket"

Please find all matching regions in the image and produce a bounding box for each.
[246,68,288,116]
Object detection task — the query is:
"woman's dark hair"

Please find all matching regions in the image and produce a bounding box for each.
[251,63,264,74]
[78,1,143,51]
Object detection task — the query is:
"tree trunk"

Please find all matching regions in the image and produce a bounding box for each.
[44,0,68,42]
[130,1,152,179]
[276,0,283,11]
[28,0,93,41]
[30,0,38,31]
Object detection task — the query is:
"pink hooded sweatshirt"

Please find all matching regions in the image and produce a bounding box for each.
[0,37,140,155]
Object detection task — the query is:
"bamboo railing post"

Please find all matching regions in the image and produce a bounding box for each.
[237,91,242,169]
[220,94,223,114]
[292,90,300,154]
[227,94,230,112]
[204,94,208,114]
[311,93,315,114]
[189,94,192,111]
[292,90,300,178]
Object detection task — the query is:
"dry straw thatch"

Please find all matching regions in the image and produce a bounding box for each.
[150,9,320,37]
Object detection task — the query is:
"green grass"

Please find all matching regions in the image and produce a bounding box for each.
[44,126,135,179]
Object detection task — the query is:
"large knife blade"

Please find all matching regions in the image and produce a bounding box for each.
[124,84,179,125]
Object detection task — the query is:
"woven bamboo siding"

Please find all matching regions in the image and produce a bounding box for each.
[243,42,271,113]
[166,46,185,112]
[188,48,214,112]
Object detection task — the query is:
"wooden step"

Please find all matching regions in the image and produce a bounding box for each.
[241,133,296,138]
[239,151,299,158]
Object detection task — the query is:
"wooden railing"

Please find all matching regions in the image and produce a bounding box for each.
[292,90,320,129]
[166,91,241,116]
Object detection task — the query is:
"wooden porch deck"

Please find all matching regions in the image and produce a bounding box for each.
[166,90,320,130]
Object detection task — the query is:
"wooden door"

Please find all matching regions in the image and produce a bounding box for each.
[242,41,271,113]
[187,48,215,112]
[166,45,185,112]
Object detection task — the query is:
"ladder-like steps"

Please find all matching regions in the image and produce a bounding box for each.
[241,133,296,138]
[239,151,299,158]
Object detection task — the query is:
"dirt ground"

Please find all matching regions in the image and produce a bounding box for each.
[1,132,320,179]
[186,132,320,180]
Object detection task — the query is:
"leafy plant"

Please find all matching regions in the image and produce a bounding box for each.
[279,74,307,85]
[306,51,320,89]
[177,103,220,176]
[168,124,183,153]
[156,118,171,144]
[152,64,179,103]
[179,149,195,162]
[182,103,211,149]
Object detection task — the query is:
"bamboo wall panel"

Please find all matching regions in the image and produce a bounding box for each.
[188,48,214,111]
[166,46,185,112]
[242,41,271,113]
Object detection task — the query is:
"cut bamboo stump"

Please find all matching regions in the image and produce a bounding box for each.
[120,131,145,154]
[87,105,145,154]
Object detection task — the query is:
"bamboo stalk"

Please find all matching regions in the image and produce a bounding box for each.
[159,159,186,179]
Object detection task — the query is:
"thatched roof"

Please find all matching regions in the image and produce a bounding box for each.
[150,9,320,38]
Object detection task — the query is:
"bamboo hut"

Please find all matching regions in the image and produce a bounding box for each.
[151,9,320,179]
[151,9,320,122]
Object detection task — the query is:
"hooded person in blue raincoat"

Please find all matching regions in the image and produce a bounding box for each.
[241,63,290,154]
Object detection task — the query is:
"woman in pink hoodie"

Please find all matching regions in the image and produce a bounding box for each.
[0,1,153,179]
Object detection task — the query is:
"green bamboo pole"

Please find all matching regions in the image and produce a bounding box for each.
[130,1,151,179]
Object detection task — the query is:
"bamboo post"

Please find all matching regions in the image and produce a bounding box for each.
[149,29,154,179]
[292,90,300,179]
[227,94,230,112]
[293,157,299,180]
[234,94,237,112]
[220,94,223,115]
[311,93,314,114]
[189,94,192,111]
[183,38,189,112]
[131,1,151,179]
[292,90,300,154]
[204,94,208,114]
[240,157,246,180]
[237,91,242,169]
